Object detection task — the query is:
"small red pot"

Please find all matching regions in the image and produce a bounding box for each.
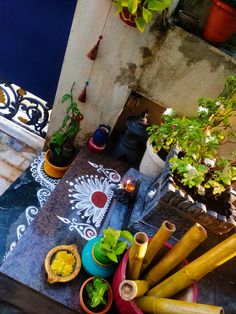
[119,8,137,28]
[112,242,198,314]
[203,0,236,44]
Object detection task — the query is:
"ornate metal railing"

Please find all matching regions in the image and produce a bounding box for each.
[0,80,52,138]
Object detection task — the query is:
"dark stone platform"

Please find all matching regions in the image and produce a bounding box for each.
[0,153,59,266]
[0,148,128,313]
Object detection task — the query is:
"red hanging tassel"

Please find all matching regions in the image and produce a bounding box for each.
[87,35,103,60]
[78,81,89,103]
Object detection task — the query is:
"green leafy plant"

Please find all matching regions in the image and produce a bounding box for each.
[113,0,171,32]
[169,76,236,196]
[86,277,109,308]
[98,227,133,263]
[49,82,83,157]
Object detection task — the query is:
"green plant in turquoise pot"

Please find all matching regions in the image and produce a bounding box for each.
[82,227,133,277]
[113,0,171,32]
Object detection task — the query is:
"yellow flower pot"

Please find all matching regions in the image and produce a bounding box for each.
[43,150,70,179]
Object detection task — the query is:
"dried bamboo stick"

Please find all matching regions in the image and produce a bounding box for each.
[119,280,149,300]
[147,232,236,298]
[135,297,224,314]
[145,223,207,286]
[141,220,176,273]
[127,232,148,280]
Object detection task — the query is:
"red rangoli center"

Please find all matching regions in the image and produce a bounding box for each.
[91,191,108,208]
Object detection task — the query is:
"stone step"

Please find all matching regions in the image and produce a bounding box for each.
[0,148,128,313]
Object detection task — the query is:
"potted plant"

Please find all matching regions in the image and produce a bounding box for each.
[82,227,133,277]
[203,0,236,44]
[44,82,83,178]
[79,276,113,314]
[158,76,236,232]
[139,108,186,178]
[113,0,171,32]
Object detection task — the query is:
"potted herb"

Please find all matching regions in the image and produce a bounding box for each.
[113,0,171,32]
[203,0,236,44]
[44,82,83,178]
[139,108,186,178]
[82,227,133,277]
[79,276,113,314]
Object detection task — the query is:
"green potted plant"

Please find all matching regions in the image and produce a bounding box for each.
[44,82,83,178]
[203,0,236,44]
[79,276,113,314]
[170,92,236,199]
[113,0,171,32]
[82,227,133,277]
[139,108,188,178]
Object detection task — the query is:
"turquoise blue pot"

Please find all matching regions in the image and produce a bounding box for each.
[81,236,116,278]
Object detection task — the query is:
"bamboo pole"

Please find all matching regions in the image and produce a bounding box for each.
[147,232,236,298]
[141,220,176,273]
[135,297,224,314]
[119,280,149,300]
[145,223,207,286]
[127,232,148,280]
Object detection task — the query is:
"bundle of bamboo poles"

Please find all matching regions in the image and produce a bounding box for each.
[118,220,235,314]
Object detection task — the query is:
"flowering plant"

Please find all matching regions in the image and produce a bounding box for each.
[170,76,236,197]
[147,107,193,153]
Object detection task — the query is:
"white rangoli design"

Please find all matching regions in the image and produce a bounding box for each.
[58,161,121,240]
[3,153,59,261]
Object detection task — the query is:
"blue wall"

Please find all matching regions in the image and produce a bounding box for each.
[0,0,77,104]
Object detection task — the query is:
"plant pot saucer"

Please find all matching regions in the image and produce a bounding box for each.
[45,244,81,284]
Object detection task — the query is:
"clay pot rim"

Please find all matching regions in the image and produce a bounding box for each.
[79,276,113,314]
[44,244,81,284]
[212,0,236,15]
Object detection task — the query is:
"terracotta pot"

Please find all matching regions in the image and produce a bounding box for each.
[79,277,113,314]
[43,150,69,179]
[203,0,236,44]
[112,242,198,314]
[119,8,137,28]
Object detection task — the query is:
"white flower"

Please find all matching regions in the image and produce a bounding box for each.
[215,101,221,106]
[205,135,216,143]
[204,158,216,167]
[197,186,205,196]
[198,106,209,114]
[186,164,194,171]
[163,108,174,116]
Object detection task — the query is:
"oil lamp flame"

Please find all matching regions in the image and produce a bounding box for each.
[124,180,136,193]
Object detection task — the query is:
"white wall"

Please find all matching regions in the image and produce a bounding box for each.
[46,0,236,146]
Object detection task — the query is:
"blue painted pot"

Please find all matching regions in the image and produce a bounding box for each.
[81,236,116,278]
[92,125,110,146]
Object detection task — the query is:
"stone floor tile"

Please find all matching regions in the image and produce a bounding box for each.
[0,160,22,182]
[0,178,11,196]
[0,145,25,168]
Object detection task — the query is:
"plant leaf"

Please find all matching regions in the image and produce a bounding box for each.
[107,251,118,263]
[142,7,153,23]
[147,0,169,11]
[61,94,71,103]
[135,17,145,32]
[120,230,134,244]
[115,241,127,255]
[128,0,138,14]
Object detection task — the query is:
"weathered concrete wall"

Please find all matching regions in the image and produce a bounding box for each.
[46,0,236,146]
